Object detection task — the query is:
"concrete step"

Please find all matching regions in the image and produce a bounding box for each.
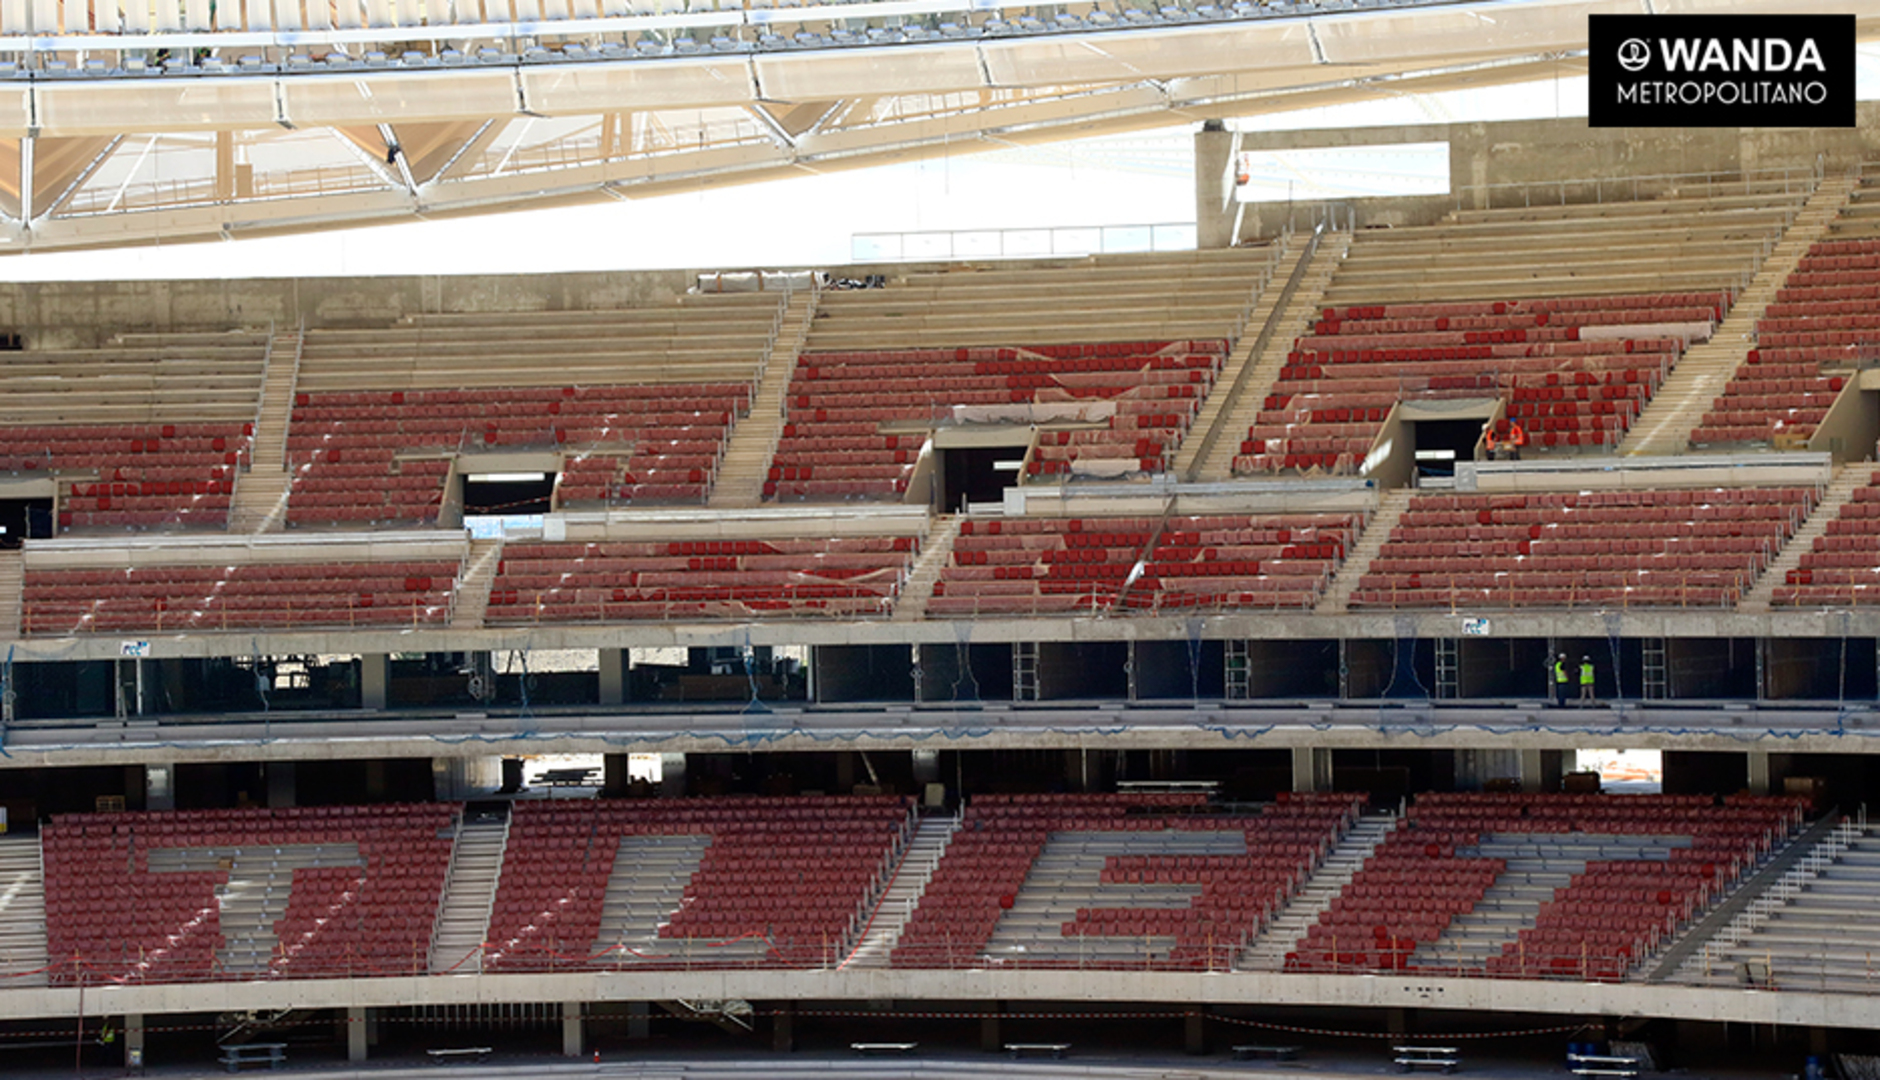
[891,515,960,622]
[449,538,506,630]
[1316,489,1411,614]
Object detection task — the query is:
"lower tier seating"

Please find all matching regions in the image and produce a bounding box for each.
[769,342,1224,500]
[0,423,250,531]
[285,383,750,526]
[1693,238,1877,447]
[484,795,910,970]
[928,512,1358,616]
[891,791,1359,970]
[486,535,919,622]
[1349,487,1815,609]
[21,560,459,634]
[42,804,456,982]
[1776,465,1880,606]
[1236,293,1716,474]
[1287,793,1805,980]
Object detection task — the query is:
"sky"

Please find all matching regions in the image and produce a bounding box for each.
[0,41,1875,282]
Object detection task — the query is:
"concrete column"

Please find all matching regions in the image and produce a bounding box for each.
[772,1003,794,1053]
[627,1002,650,1040]
[1292,747,1332,792]
[1194,119,1237,249]
[346,1006,367,1063]
[144,764,174,811]
[561,1002,584,1057]
[659,753,686,798]
[979,1003,1003,1053]
[1747,751,1771,796]
[1184,1009,1207,1055]
[1386,1007,1411,1036]
[835,752,856,792]
[361,654,389,710]
[124,1014,144,1072]
[265,762,296,808]
[598,648,627,705]
[364,760,387,802]
[1519,750,1561,793]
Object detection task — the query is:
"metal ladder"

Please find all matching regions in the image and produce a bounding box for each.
[1013,642,1039,702]
[1642,638,1669,700]
[1433,638,1460,700]
[1224,640,1250,700]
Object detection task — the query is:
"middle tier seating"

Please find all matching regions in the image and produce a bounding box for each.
[42,803,456,983]
[769,342,1225,500]
[486,534,919,622]
[21,559,460,634]
[927,512,1359,616]
[1776,465,1880,606]
[1236,294,1717,474]
[1287,793,1805,981]
[1349,487,1815,609]
[483,795,909,970]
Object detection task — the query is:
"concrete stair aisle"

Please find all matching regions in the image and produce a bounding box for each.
[1739,462,1863,612]
[1196,233,1350,482]
[593,835,715,962]
[0,836,48,987]
[228,327,304,533]
[144,842,364,974]
[0,549,21,641]
[1315,488,1411,614]
[845,814,959,968]
[1239,813,1398,972]
[449,538,506,630]
[429,810,510,974]
[1170,236,1301,479]
[1621,175,1860,457]
[710,290,817,508]
[891,515,961,622]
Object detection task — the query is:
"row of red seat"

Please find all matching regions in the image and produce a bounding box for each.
[21,560,459,634]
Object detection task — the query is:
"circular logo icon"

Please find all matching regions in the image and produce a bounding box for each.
[1617,38,1652,73]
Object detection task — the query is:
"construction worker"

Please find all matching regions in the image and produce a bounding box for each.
[1579,655,1596,705]
[1483,427,1499,460]
[1554,653,1571,706]
[1507,421,1528,460]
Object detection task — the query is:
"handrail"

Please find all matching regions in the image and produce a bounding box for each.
[1181,221,1327,483]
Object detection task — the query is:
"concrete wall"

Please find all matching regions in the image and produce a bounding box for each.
[1204,105,1880,245]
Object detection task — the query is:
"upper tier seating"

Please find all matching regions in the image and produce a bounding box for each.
[285,298,775,523]
[890,792,1359,970]
[1287,793,1805,981]
[1691,236,1879,447]
[770,342,1224,499]
[928,512,1358,616]
[1349,487,1814,609]
[42,803,456,983]
[483,795,909,970]
[1775,466,1880,606]
[21,559,459,634]
[486,534,919,622]
[805,249,1272,353]
[0,332,266,531]
[1235,294,1715,474]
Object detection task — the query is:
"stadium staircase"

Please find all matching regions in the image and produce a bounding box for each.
[1661,817,1880,992]
[1412,832,1685,973]
[1173,235,1305,479]
[227,326,304,533]
[448,538,505,630]
[1238,812,1396,972]
[592,835,713,963]
[428,809,509,975]
[0,549,21,639]
[845,813,959,967]
[1738,462,1863,612]
[709,289,816,508]
[1621,175,1860,457]
[891,514,961,622]
[1195,234,1349,481]
[0,836,48,987]
[1315,489,1410,614]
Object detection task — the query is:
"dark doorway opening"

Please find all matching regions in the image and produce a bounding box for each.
[939,444,1027,513]
[1410,419,1485,480]
[0,498,53,549]
[462,472,555,516]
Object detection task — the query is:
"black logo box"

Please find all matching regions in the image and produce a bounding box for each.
[1589,14,1854,129]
